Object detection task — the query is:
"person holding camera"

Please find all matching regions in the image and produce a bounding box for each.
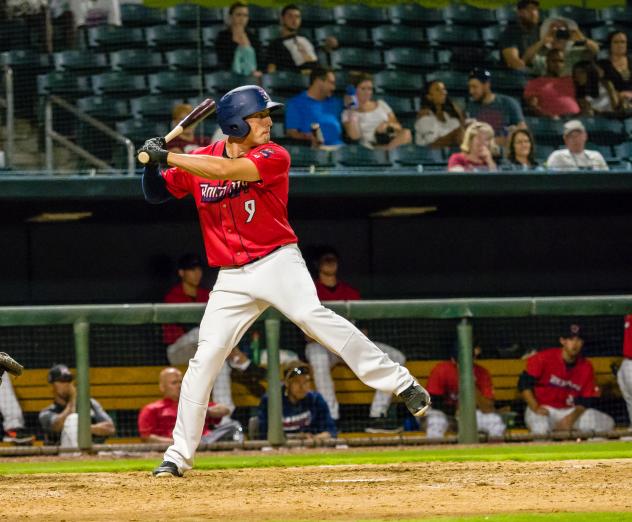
[341,72,411,151]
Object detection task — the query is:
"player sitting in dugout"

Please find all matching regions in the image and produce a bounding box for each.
[519,323,615,435]
[256,360,336,440]
[422,340,506,439]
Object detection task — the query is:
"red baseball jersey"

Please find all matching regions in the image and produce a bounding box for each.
[624,314,632,359]
[137,398,220,439]
[315,280,361,301]
[162,141,298,268]
[162,283,209,345]
[525,347,599,409]
[426,361,494,406]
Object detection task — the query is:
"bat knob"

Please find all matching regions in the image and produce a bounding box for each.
[138,151,150,164]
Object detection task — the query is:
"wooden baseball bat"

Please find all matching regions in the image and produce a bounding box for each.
[138,98,216,164]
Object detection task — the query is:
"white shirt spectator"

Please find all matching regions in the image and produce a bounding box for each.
[546,149,609,171]
[342,99,393,149]
[283,36,318,67]
[414,112,461,147]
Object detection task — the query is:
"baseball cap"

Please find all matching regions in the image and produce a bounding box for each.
[561,323,583,339]
[563,120,586,137]
[517,0,539,9]
[48,364,73,383]
[177,253,203,270]
[468,68,491,83]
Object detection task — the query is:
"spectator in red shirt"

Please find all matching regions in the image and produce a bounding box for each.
[518,323,615,435]
[524,48,580,118]
[423,340,505,439]
[617,315,632,429]
[305,246,406,433]
[447,121,498,172]
[138,367,242,444]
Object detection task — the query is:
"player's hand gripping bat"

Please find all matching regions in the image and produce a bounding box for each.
[137,98,216,164]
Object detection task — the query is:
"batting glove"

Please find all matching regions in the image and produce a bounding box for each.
[138,137,168,166]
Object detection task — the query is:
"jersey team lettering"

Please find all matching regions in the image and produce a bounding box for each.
[200,180,250,203]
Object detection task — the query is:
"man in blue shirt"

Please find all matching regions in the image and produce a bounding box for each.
[285,66,344,147]
[258,360,336,440]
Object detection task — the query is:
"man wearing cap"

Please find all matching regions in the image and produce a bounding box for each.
[499,0,542,71]
[546,120,608,171]
[466,68,526,145]
[39,364,115,447]
[518,324,615,435]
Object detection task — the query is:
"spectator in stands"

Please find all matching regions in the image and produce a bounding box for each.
[167,104,213,154]
[524,49,580,118]
[285,66,343,148]
[51,0,121,49]
[215,2,263,77]
[163,253,265,412]
[466,68,526,145]
[598,31,632,105]
[304,246,407,433]
[257,360,336,440]
[39,364,115,447]
[531,17,599,77]
[546,120,608,171]
[266,4,337,74]
[415,80,465,148]
[0,371,34,445]
[448,121,498,172]
[617,315,632,429]
[341,72,411,151]
[518,323,615,435]
[423,340,506,439]
[504,128,539,170]
[572,60,621,117]
[499,0,542,72]
[138,367,242,444]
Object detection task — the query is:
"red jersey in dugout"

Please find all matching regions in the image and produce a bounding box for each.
[425,361,495,406]
[525,347,600,409]
[624,314,632,359]
[138,398,220,439]
[315,280,361,301]
[162,283,209,345]
[162,141,298,267]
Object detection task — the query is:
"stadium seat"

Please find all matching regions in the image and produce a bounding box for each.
[145,25,201,50]
[164,49,219,73]
[442,5,497,27]
[525,117,564,145]
[613,142,632,160]
[426,25,483,48]
[590,25,623,45]
[37,72,91,98]
[330,48,384,71]
[115,119,170,147]
[600,6,632,26]
[261,71,309,97]
[258,25,314,46]
[165,4,223,26]
[148,72,203,97]
[482,26,503,47]
[380,95,418,117]
[371,25,425,49]
[495,5,517,25]
[130,95,183,121]
[109,50,163,74]
[0,49,49,69]
[586,142,615,161]
[294,5,335,27]
[76,96,129,122]
[86,26,146,51]
[246,5,280,27]
[285,145,335,168]
[490,70,528,98]
[581,118,624,145]
[384,48,438,73]
[205,71,256,94]
[333,5,388,27]
[373,71,423,95]
[424,71,469,96]
[120,3,165,27]
[53,50,108,74]
[390,144,445,168]
[91,72,148,98]
[535,144,555,163]
[314,25,372,48]
[387,5,444,27]
[548,7,601,27]
[201,26,224,48]
[334,145,392,168]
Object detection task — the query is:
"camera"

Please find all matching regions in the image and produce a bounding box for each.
[555,27,570,40]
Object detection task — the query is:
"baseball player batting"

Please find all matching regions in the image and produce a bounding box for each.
[138,85,431,478]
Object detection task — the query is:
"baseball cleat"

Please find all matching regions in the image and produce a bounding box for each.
[152,461,183,478]
[399,383,431,417]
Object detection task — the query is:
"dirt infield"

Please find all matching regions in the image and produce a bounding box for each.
[3,458,632,521]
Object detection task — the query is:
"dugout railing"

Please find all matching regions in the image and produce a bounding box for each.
[1,295,631,454]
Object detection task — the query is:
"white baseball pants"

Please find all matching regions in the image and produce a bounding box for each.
[0,375,25,431]
[617,358,632,428]
[424,407,506,438]
[306,340,406,420]
[525,405,615,435]
[164,244,416,471]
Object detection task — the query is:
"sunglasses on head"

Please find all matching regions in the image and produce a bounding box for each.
[285,366,310,380]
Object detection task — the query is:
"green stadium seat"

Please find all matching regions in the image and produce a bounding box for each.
[442,5,497,27]
[0,49,49,69]
[613,142,632,161]
[426,25,483,48]
[388,4,443,27]
[548,7,601,27]
[246,5,280,27]
[330,48,384,71]
[262,71,309,97]
[371,25,425,49]
[145,25,200,50]
[294,5,335,27]
[482,26,503,47]
[601,6,632,26]
[92,72,148,98]
[384,48,438,73]
[53,50,108,74]
[624,118,632,137]
[148,72,203,97]
[115,119,170,147]
[258,25,282,46]
[334,145,392,168]
[285,145,334,168]
[581,118,624,145]
[495,5,517,25]
[164,49,219,72]
[424,71,469,96]
[110,50,163,74]
[120,4,165,27]
[166,4,223,26]
[333,5,387,27]
[380,95,418,116]
[373,71,423,95]
[205,71,256,94]
[201,26,223,48]
[586,142,614,161]
[86,25,146,51]
[37,72,91,97]
[76,96,129,122]
[590,25,623,45]
[535,144,555,163]
[525,117,564,145]
[314,26,372,48]
[390,144,445,168]
[490,70,528,98]
[130,95,184,122]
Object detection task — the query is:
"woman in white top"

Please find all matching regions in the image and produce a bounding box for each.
[415,80,465,148]
[341,72,411,150]
[572,60,620,116]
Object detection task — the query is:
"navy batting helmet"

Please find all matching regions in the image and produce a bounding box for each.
[217,85,283,138]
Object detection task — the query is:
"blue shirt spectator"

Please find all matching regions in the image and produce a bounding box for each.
[285,67,344,147]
